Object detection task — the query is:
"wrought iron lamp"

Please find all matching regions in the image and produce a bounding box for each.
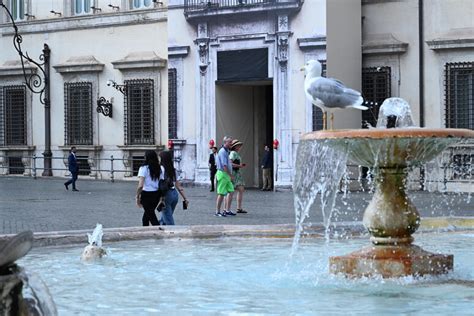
[96,97,113,118]
[0,0,53,176]
[107,80,126,95]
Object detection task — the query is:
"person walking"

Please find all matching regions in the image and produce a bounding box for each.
[64,146,79,191]
[135,150,162,226]
[229,139,247,213]
[215,136,235,217]
[159,151,188,225]
[261,145,273,191]
[208,146,218,192]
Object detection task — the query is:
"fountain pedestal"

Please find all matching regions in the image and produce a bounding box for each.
[330,166,453,277]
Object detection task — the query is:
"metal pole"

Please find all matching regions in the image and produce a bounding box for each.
[32,154,37,179]
[110,155,114,183]
[41,44,52,176]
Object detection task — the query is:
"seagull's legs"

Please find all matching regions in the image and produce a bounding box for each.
[330,112,335,130]
[323,111,327,130]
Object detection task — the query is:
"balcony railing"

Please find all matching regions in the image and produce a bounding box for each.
[184,0,303,19]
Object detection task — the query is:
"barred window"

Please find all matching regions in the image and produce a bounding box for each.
[124,79,154,145]
[445,62,474,129]
[362,67,391,128]
[168,68,178,139]
[0,85,27,146]
[64,82,93,145]
[312,60,326,131]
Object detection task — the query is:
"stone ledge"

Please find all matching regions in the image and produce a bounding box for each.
[0,218,472,247]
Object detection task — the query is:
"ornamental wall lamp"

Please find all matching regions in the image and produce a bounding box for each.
[91,6,102,13]
[107,80,126,95]
[97,97,113,118]
[0,0,53,176]
[50,10,62,17]
[108,4,120,10]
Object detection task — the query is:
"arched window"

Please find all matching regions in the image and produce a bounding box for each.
[131,0,153,9]
[74,0,91,15]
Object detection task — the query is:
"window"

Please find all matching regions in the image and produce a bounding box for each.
[74,0,91,15]
[124,79,155,145]
[131,0,153,9]
[362,67,391,128]
[312,60,326,131]
[445,62,474,129]
[8,0,25,21]
[0,85,27,146]
[168,68,178,139]
[64,82,93,145]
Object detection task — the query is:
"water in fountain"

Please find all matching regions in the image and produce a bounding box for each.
[87,223,104,247]
[292,139,348,251]
[376,97,415,128]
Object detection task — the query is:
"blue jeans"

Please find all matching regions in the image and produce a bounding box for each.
[160,188,178,225]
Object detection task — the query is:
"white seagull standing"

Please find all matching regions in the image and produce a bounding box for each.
[302,60,367,129]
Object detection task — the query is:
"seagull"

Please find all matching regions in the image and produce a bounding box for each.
[302,60,367,130]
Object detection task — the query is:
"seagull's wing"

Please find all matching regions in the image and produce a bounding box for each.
[308,77,365,109]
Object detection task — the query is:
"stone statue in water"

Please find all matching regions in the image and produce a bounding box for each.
[0,231,57,315]
[81,224,107,261]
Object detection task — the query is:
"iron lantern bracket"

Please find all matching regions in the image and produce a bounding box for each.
[97,97,113,118]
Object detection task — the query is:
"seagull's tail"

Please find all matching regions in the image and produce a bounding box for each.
[345,89,367,110]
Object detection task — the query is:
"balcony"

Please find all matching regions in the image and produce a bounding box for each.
[184,0,303,21]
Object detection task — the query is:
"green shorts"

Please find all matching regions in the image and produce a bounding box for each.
[216,170,234,196]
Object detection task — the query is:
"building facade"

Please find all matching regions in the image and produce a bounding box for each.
[1,0,472,191]
[0,0,168,180]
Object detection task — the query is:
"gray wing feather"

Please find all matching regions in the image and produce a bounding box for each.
[307,77,362,109]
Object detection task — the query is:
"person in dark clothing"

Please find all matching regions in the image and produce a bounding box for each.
[135,150,162,226]
[260,145,273,191]
[208,146,218,192]
[64,146,79,191]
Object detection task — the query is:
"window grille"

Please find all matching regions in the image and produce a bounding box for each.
[168,68,178,139]
[452,153,473,180]
[312,60,326,131]
[124,79,155,145]
[8,156,24,174]
[445,62,474,129]
[362,67,391,128]
[76,155,91,176]
[64,82,93,145]
[2,85,27,146]
[132,156,145,176]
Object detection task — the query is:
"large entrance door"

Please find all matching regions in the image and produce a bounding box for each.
[215,48,273,188]
[216,84,273,188]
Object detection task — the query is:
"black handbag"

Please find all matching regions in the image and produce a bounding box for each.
[159,177,173,193]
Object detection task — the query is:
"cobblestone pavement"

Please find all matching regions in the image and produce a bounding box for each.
[0,176,472,235]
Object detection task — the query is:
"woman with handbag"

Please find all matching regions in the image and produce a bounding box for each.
[135,150,163,226]
[159,150,188,225]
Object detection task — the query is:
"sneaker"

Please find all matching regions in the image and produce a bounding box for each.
[214,212,226,217]
[236,209,247,214]
[224,211,236,216]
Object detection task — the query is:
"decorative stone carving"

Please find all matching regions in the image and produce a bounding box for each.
[276,34,290,70]
[196,38,210,75]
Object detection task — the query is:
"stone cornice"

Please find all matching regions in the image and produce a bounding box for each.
[297,36,326,50]
[53,56,104,74]
[0,60,37,77]
[362,33,408,55]
[112,51,167,70]
[0,9,166,36]
[427,38,474,50]
[168,46,190,58]
[426,28,474,51]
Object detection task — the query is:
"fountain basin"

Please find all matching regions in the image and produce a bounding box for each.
[301,128,474,167]
[17,231,474,314]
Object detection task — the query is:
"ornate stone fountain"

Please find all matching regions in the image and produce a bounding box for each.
[0,231,57,315]
[299,98,474,278]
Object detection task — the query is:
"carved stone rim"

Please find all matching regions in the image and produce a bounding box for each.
[301,128,474,140]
